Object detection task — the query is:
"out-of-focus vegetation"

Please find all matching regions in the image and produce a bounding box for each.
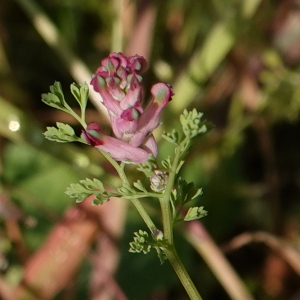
[0,0,300,299]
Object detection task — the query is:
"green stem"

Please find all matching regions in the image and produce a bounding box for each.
[159,143,203,300]
[69,110,87,128]
[159,146,182,244]
[80,107,87,128]
[99,150,128,183]
[130,198,156,232]
[62,101,87,128]
[99,150,157,232]
[164,246,203,300]
[123,192,163,199]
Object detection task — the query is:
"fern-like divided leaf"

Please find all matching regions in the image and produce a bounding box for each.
[42,81,68,111]
[180,109,209,139]
[129,230,152,254]
[70,82,89,109]
[174,177,203,205]
[133,180,147,192]
[44,122,79,143]
[161,129,179,144]
[65,178,109,204]
[184,206,208,221]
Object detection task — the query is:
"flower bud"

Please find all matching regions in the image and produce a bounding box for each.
[150,170,168,192]
[152,228,164,241]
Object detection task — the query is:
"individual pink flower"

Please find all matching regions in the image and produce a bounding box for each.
[85,52,174,164]
[81,123,150,164]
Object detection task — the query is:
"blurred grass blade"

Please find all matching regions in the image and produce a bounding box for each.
[14,0,108,119]
[171,22,234,113]
[171,0,262,113]
[242,0,262,18]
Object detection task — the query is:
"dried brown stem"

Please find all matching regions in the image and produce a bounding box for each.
[125,0,157,60]
[185,221,255,300]
[223,231,300,276]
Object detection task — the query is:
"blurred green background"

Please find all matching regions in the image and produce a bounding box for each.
[0,0,300,299]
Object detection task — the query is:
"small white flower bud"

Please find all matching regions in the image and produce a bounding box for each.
[150,170,168,192]
[152,228,164,241]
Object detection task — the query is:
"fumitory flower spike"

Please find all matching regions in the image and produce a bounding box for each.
[84,52,174,163]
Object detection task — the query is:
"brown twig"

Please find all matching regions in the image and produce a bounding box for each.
[125,0,157,60]
[184,221,255,300]
[223,231,300,276]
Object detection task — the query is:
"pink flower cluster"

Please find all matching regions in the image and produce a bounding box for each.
[82,52,174,163]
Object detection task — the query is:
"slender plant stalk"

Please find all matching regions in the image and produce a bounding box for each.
[159,147,182,244]
[130,198,157,232]
[165,246,203,300]
[159,145,203,300]
[100,150,157,232]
